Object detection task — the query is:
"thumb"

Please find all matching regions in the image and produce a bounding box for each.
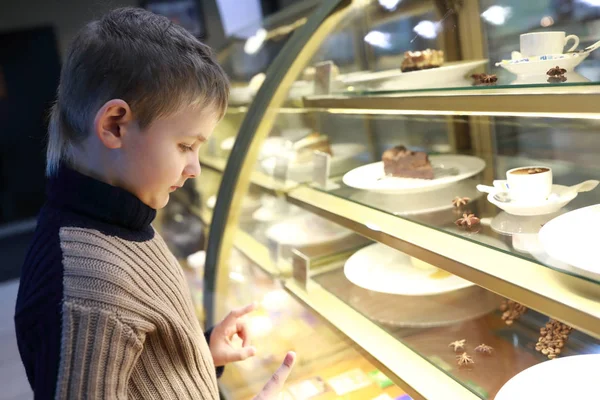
[254,352,296,400]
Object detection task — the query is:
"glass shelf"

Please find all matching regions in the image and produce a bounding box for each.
[310,265,600,399]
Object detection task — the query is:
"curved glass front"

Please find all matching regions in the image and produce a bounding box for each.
[208,0,600,398]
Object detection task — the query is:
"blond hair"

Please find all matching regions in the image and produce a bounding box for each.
[46,7,229,176]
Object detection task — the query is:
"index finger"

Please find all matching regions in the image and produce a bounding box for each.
[259,352,296,398]
[229,302,257,319]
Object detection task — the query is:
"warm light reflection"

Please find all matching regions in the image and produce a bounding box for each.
[577,0,600,6]
[244,28,267,55]
[481,5,512,25]
[541,16,555,27]
[364,30,392,49]
[366,222,382,231]
[378,0,402,10]
[413,20,439,39]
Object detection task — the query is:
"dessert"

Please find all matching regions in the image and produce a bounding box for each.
[410,257,451,279]
[401,49,444,72]
[382,145,434,179]
[292,132,333,163]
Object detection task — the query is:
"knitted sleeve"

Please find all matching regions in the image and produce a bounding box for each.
[55,302,145,400]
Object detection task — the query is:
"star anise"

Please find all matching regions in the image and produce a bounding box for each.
[452,197,470,208]
[448,339,466,352]
[547,66,567,77]
[548,75,567,83]
[475,344,494,355]
[456,352,474,367]
[473,73,497,85]
[455,213,480,228]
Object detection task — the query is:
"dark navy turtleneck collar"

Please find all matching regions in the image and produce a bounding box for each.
[47,164,156,231]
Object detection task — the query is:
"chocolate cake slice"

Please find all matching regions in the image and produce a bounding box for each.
[400,49,444,72]
[382,145,434,179]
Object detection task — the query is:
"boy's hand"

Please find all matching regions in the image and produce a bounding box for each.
[254,352,296,400]
[209,303,257,366]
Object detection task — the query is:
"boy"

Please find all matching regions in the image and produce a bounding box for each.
[14,7,294,399]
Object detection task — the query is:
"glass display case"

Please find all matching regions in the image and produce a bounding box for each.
[155,2,320,321]
[203,0,600,398]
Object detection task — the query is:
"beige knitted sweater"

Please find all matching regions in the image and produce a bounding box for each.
[56,226,219,399]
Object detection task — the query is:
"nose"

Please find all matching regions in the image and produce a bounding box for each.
[184,155,201,179]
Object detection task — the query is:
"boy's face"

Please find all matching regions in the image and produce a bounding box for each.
[119,104,219,209]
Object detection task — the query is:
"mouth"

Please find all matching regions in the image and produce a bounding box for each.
[169,186,181,192]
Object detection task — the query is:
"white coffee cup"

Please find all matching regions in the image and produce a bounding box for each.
[506,166,553,203]
[520,31,579,57]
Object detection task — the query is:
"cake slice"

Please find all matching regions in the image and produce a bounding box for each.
[400,49,444,72]
[292,132,333,163]
[382,145,434,179]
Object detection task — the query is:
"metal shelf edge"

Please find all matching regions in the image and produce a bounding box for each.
[287,185,600,339]
[284,279,480,400]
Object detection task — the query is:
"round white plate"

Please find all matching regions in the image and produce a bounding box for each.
[340,60,488,90]
[344,243,473,296]
[539,204,600,280]
[496,355,600,400]
[343,155,486,194]
[350,179,481,216]
[497,52,589,77]
[261,143,366,182]
[266,213,352,247]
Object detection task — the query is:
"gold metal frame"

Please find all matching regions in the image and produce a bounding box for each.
[213,1,357,321]
[303,86,600,117]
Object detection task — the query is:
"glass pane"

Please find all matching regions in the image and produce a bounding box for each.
[296,0,600,96]
[217,249,411,400]
[309,249,600,399]
[306,111,600,284]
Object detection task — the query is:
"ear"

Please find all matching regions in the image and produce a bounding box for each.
[93,99,133,149]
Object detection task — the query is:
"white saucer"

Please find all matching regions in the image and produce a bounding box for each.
[480,181,577,216]
[496,52,589,78]
[487,210,567,236]
[496,355,600,400]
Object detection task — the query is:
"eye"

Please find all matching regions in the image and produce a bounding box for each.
[179,144,194,152]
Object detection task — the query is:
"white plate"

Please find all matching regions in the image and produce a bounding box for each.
[496,52,589,78]
[343,155,486,194]
[344,243,473,296]
[483,183,578,216]
[496,355,600,400]
[340,60,488,90]
[350,179,481,216]
[261,143,366,182]
[539,205,600,280]
[266,213,352,247]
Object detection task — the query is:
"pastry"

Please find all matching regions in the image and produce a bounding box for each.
[292,132,333,163]
[401,49,444,72]
[382,145,434,179]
